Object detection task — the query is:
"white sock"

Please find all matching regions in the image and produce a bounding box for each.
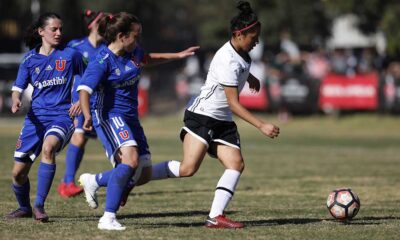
[103,211,116,219]
[151,160,180,180]
[209,169,241,218]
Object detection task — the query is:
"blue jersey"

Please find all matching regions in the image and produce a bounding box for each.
[78,45,145,120]
[67,37,105,102]
[12,46,85,116]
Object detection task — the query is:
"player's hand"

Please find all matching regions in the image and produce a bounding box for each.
[69,102,81,117]
[11,99,22,113]
[83,116,93,131]
[177,46,200,58]
[248,75,260,93]
[259,123,280,139]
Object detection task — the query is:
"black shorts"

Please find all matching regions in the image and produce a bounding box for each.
[180,110,241,158]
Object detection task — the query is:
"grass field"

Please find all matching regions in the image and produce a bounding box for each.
[0,113,399,239]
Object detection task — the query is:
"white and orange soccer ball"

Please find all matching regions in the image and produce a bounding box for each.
[326,188,360,221]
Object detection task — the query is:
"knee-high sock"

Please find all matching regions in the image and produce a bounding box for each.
[209,169,241,218]
[104,164,134,213]
[35,162,56,208]
[12,179,31,212]
[95,170,113,187]
[63,144,84,183]
[151,160,180,180]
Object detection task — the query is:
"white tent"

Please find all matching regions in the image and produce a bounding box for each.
[327,14,381,49]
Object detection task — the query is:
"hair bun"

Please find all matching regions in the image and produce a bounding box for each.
[237,1,252,14]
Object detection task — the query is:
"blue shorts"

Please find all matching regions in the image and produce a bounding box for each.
[74,114,97,138]
[14,113,74,162]
[93,112,150,167]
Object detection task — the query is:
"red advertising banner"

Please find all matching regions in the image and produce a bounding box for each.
[138,86,148,117]
[239,82,269,110]
[319,72,379,111]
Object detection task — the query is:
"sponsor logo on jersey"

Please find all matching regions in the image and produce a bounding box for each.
[45,65,53,71]
[55,59,66,71]
[33,76,67,89]
[110,75,140,88]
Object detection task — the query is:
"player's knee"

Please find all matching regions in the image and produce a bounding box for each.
[41,144,56,159]
[71,133,86,147]
[179,165,198,177]
[12,171,28,184]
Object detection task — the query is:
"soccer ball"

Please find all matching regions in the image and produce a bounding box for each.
[326,188,360,221]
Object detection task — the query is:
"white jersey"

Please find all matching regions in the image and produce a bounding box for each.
[187,41,251,121]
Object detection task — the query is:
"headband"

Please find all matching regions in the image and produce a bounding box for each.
[88,12,104,29]
[233,21,260,34]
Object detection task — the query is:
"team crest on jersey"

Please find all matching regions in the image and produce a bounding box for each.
[45,65,53,71]
[35,67,40,74]
[119,130,129,140]
[115,68,121,76]
[83,51,89,58]
[55,59,66,71]
[16,139,22,149]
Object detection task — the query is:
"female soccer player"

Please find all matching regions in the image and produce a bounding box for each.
[150,1,280,228]
[77,12,198,230]
[5,12,85,222]
[57,9,105,198]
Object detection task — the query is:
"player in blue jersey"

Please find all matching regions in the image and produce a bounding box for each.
[5,12,85,222]
[77,12,199,230]
[57,10,106,198]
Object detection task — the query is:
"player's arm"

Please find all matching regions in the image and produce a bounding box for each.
[11,91,22,113]
[144,46,200,66]
[11,60,30,113]
[77,60,106,131]
[224,86,279,138]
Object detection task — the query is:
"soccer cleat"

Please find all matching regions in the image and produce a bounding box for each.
[98,216,126,231]
[4,208,32,220]
[205,215,244,229]
[58,182,83,198]
[79,173,99,209]
[33,207,49,222]
[120,180,135,207]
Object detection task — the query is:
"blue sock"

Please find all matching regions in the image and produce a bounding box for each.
[105,164,134,213]
[64,144,84,184]
[34,162,56,208]
[12,179,32,212]
[95,170,113,187]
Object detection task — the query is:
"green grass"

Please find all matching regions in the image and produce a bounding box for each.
[1,113,400,239]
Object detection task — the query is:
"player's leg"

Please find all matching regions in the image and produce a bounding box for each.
[34,119,73,222]
[206,144,244,228]
[98,146,138,231]
[6,118,41,219]
[5,161,33,219]
[151,130,208,180]
[58,130,87,197]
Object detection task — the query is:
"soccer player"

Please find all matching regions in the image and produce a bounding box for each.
[5,12,85,222]
[150,1,280,228]
[77,12,198,230]
[57,9,105,198]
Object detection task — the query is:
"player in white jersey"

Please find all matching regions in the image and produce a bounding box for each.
[151,1,280,228]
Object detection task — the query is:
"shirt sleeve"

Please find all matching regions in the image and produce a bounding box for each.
[77,59,107,95]
[217,58,241,87]
[12,62,30,92]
